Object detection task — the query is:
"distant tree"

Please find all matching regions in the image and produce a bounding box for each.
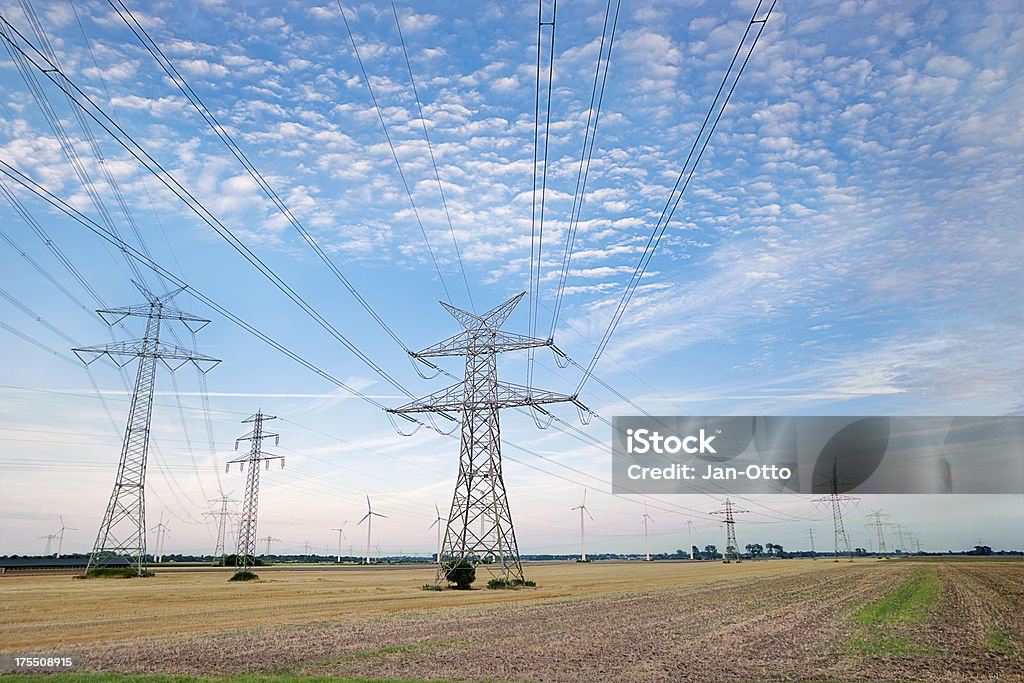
[703,544,718,560]
[746,543,764,559]
[970,545,993,556]
[691,545,701,559]
[854,547,868,557]
[443,558,476,590]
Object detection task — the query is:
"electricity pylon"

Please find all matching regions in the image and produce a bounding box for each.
[866,510,889,555]
[889,522,908,553]
[204,494,238,563]
[73,283,219,576]
[260,535,281,557]
[808,528,817,560]
[38,533,59,556]
[711,498,747,563]
[641,503,653,561]
[572,489,594,562]
[812,460,858,561]
[149,511,169,563]
[227,410,283,571]
[389,293,577,585]
[56,516,77,558]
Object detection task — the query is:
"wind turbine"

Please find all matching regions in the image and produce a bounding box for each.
[358,496,386,564]
[428,503,443,563]
[331,522,348,563]
[686,520,695,559]
[572,489,593,562]
[642,503,653,561]
[55,516,77,558]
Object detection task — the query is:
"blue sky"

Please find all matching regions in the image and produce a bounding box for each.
[0,0,1021,558]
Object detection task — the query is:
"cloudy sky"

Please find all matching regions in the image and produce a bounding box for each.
[0,0,1021,558]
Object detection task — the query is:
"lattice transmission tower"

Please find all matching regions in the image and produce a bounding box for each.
[389,293,577,584]
[711,498,747,562]
[865,510,889,555]
[204,494,239,564]
[73,283,219,575]
[812,460,859,561]
[227,410,283,571]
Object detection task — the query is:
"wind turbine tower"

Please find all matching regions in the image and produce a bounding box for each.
[641,503,653,561]
[332,523,348,563]
[428,503,443,563]
[56,516,77,558]
[572,489,594,562]
[358,496,386,564]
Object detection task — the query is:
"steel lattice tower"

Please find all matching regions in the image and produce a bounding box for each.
[711,498,747,562]
[227,410,283,571]
[812,460,859,561]
[865,510,889,555]
[389,293,575,584]
[204,494,239,563]
[73,284,219,576]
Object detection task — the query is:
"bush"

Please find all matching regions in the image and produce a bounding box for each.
[228,570,260,582]
[421,584,443,591]
[442,558,476,590]
[79,567,154,579]
[486,577,536,590]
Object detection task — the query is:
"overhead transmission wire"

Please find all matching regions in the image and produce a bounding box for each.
[10,0,218,503]
[96,1,418,359]
[389,0,474,313]
[334,0,453,305]
[2,164,740,525]
[69,0,220,494]
[0,17,433,415]
[575,0,776,396]
[2,7,799,525]
[527,0,557,398]
[548,0,621,341]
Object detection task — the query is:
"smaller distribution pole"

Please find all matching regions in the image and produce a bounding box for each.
[332,523,348,563]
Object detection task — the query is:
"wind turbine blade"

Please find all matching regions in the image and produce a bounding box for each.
[586,509,594,521]
[358,513,370,525]
[582,489,587,506]
[429,519,438,530]
[434,503,440,517]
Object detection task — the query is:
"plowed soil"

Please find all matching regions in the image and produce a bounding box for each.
[2,559,1021,681]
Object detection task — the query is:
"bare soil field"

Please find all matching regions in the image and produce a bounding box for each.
[1,559,1021,682]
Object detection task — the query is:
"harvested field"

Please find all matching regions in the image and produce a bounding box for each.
[1,559,1021,682]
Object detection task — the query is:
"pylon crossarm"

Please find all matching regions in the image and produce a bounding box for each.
[97,304,211,330]
[72,340,220,366]
[441,291,525,331]
[391,382,465,413]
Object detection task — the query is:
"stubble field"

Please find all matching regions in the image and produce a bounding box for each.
[0,558,1021,682]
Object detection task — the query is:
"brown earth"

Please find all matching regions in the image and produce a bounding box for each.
[2,559,1021,682]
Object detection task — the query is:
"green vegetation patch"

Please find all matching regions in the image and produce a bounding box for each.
[228,570,260,582]
[848,567,940,657]
[853,567,939,625]
[987,627,1024,658]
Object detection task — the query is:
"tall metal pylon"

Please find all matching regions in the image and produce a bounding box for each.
[204,494,239,563]
[812,461,859,561]
[865,510,889,555]
[389,293,578,584]
[711,498,747,562]
[227,410,283,571]
[73,283,219,576]
[808,528,816,560]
